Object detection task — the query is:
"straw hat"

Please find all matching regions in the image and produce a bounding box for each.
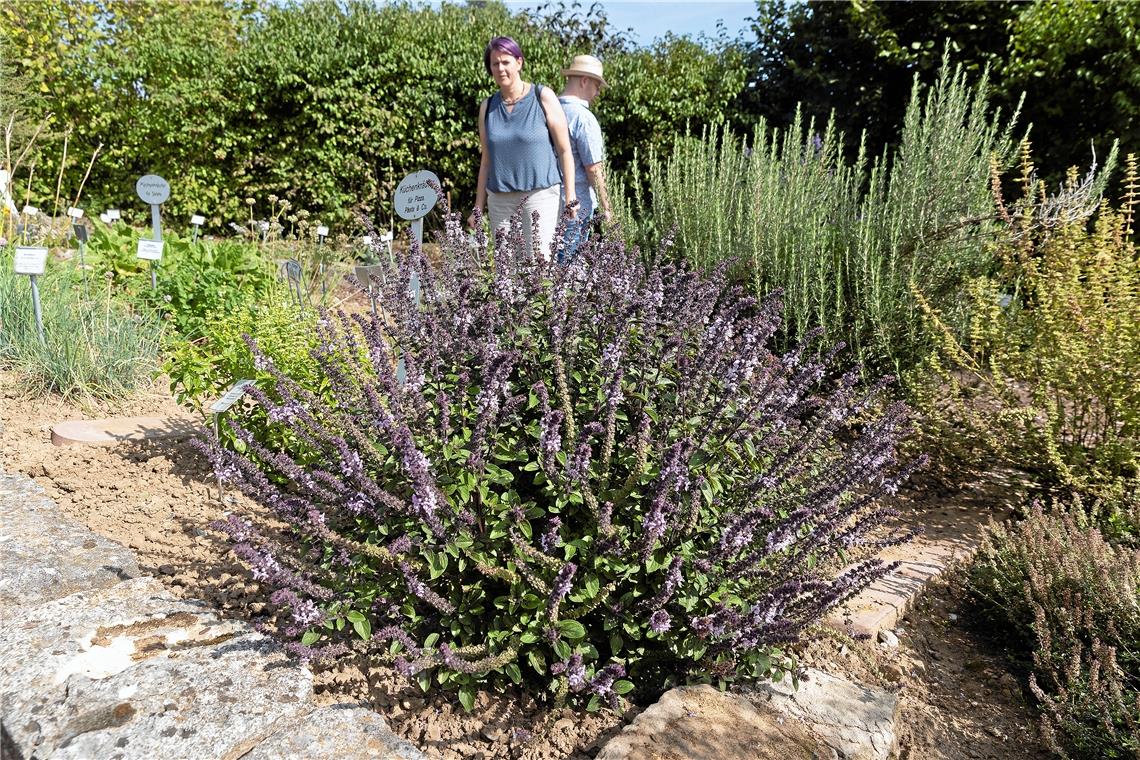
[561,55,608,88]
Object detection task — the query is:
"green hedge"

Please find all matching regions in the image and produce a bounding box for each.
[2,0,746,230]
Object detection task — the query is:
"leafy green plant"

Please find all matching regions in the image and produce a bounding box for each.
[199,206,921,710]
[911,149,1138,497]
[0,251,162,401]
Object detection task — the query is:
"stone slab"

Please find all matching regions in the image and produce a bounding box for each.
[749,668,898,760]
[0,577,314,759]
[244,704,425,760]
[0,472,139,613]
[51,415,204,447]
[596,684,830,760]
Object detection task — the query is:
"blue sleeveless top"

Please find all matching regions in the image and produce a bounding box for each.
[485,83,562,193]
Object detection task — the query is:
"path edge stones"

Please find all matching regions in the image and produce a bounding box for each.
[0,470,423,760]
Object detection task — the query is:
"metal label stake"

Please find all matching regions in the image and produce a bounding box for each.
[208,379,255,501]
[14,247,48,346]
[136,175,170,291]
[393,170,439,384]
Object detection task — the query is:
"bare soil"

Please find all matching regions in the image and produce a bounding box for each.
[0,374,1054,759]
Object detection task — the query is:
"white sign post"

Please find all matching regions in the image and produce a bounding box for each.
[393,170,440,383]
[190,214,205,243]
[136,175,170,291]
[14,247,48,345]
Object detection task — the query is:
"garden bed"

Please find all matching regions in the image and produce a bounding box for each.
[0,372,1055,759]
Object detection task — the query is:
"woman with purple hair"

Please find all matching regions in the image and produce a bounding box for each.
[468,36,576,261]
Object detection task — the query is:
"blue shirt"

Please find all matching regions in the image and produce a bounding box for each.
[485,84,562,194]
[558,95,604,219]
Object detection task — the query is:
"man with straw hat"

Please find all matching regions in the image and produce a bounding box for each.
[558,54,613,260]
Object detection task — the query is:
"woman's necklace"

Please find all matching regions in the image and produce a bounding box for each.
[501,83,528,106]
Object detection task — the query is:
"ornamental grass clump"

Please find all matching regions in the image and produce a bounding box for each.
[200,203,922,709]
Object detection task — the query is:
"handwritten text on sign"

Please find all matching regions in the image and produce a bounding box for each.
[394,170,441,221]
[13,247,49,276]
[135,175,171,205]
[136,239,164,261]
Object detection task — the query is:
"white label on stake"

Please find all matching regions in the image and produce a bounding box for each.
[380,231,394,243]
[209,379,256,414]
[190,214,205,226]
[99,212,112,224]
[22,205,38,216]
[135,174,171,205]
[316,225,329,237]
[108,209,121,220]
[259,220,269,231]
[394,170,440,220]
[67,207,84,219]
[362,235,373,245]
[136,239,164,261]
[13,247,49,276]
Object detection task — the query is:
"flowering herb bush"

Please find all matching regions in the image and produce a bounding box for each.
[201,205,921,710]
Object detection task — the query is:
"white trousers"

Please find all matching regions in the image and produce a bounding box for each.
[488,184,561,262]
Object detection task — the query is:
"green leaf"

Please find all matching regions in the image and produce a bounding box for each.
[417,670,431,692]
[458,685,475,713]
[301,630,320,646]
[504,662,522,684]
[527,649,546,674]
[556,619,586,640]
[353,618,372,641]
[345,610,366,624]
[613,679,634,695]
[610,633,624,654]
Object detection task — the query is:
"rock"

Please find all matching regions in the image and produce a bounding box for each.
[597,684,829,760]
[244,704,424,759]
[877,630,899,648]
[0,472,139,614]
[750,668,899,760]
[947,613,959,623]
[0,578,315,759]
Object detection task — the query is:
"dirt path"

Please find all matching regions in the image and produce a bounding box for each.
[0,376,1053,759]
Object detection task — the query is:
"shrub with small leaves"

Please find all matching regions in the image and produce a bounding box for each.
[969,497,1140,759]
[910,148,1138,498]
[200,203,921,709]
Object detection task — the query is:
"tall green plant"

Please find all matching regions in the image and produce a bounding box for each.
[617,58,1024,372]
[911,149,1136,497]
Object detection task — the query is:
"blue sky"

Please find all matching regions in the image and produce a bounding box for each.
[504,1,758,45]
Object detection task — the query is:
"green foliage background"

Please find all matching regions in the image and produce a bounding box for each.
[1,0,744,230]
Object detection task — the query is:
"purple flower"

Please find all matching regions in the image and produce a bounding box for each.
[648,609,671,633]
[540,517,562,553]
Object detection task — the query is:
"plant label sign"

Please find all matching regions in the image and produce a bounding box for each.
[316,225,329,238]
[22,204,38,216]
[67,207,84,219]
[73,223,89,243]
[395,170,440,221]
[137,239,164,261]
[135,174,171,205]
[13,246,48,276]
[190,214,205,226]
[209,379,256,414]
[108,209,121,220]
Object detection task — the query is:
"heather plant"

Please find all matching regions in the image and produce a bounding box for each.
[911,148,1137,498]
[968,498,1140,758]
[199,201,922,709]
[614,58,1025,372]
